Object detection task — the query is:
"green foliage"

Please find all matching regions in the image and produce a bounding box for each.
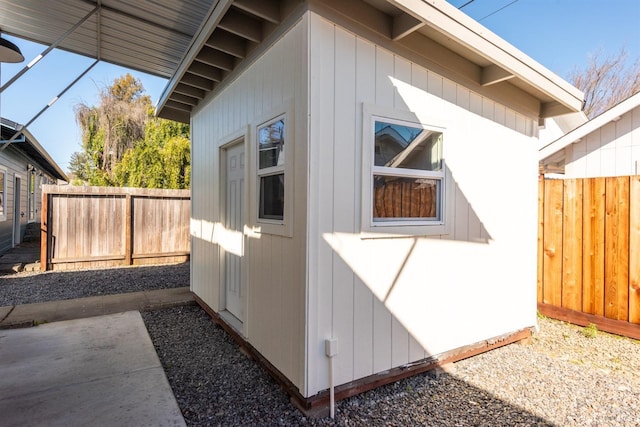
[582,323,598,339]
[113,117,190,189]
[70,73,190,189]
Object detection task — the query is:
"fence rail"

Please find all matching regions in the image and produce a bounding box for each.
[537,176,640,339]
[41,185,190,271]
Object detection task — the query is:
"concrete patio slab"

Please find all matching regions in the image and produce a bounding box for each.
[0,311,186,427]
[0,287,195,328]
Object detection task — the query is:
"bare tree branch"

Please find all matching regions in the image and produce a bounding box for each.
[568,48,640,118]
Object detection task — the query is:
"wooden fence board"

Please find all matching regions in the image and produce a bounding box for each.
[630,176,640,324]
[539,175,639,337]
[537,177,544,303]
[542,179,563,306]
[582,177,605,315]
[562,179,583,311]
[604,177,629,321]
[42,185,190,271]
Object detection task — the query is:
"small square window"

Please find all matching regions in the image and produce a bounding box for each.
[259,173,284,220]
[257,116,286,223]
[258,119,285,169]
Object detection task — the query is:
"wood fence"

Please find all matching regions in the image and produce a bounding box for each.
[41,185,190,271]
[537,176,640,339]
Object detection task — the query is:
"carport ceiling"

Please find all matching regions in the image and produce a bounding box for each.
[0,0,217,79]
[1,0,583,125]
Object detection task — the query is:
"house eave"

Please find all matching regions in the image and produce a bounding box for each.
[539,92,640,162]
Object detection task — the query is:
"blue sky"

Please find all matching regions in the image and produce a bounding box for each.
[1,0,639,173]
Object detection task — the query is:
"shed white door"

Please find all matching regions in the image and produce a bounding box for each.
[224,143,245,321]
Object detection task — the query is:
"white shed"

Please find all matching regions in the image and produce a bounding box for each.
[540,92,640,177]
[157,0,584,412]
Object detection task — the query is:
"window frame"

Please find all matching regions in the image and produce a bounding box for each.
[252,100,294,237]
[28,168,37,223]
[361,104,449,237]
[0,166,6,222]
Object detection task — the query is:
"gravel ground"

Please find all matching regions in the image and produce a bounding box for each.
[0,262,189,306]
[3,264,638,426]
[143,306,640,427]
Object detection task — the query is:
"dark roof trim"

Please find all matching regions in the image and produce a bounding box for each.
[1,118,68,181]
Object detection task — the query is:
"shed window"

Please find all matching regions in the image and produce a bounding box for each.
[257,117,285,221]
[373,120,443,222]
[362,106,448,236]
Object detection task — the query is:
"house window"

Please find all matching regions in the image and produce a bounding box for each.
[28,169,36,222]
[362,107,447,236]
[0,168,6,221]
[257,117,285,221]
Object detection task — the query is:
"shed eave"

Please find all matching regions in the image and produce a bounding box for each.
[386,0,584,116]
[156,0,234,122]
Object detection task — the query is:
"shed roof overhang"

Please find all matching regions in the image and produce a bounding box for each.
[0,0,585,125]
[156,0,585,123]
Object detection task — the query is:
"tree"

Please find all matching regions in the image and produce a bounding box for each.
[568,48,640,119]
[70,73,190,189]
[113,118,190,189]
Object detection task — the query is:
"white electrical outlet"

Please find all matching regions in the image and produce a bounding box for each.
[325,338,338,357]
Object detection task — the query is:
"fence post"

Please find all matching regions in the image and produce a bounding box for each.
[125,193,132,265]
[40,190,49,272]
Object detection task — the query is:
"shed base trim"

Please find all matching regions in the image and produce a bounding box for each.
[194,294,532,415]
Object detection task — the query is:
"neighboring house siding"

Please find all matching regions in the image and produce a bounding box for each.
[0,146,40,254]
[564,105,640,177]
[190,18,308,392]
[306,13,538,396]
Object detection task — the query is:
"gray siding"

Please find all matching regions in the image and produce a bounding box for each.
[0,144,55,254]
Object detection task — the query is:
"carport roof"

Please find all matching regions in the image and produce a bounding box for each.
[0,0,585,125]
[0,0,215,79]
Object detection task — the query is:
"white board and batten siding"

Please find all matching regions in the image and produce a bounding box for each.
[189,17,308,392]
[563,104,640,177]
[306,13,539,397]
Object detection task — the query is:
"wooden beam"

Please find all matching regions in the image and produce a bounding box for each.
[205,29,246,58]
[480,64,514,86]
[125,194,132,266]
[181,73,215,91]
[165,100,193,113]
[174,83,205,99]
[196,46,235,71]
[233,0,280,24]
[540,101,572,118]
[160,107,191,124]
[218,8,263,43]
[392,12,424,41]
[188,62,223,82]
[40,191,49,272]
[169,92,199,107]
